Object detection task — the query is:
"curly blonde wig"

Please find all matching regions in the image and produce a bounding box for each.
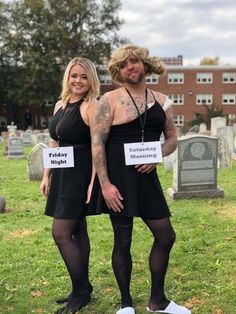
[108,44,166,86]
[60,57,100,107]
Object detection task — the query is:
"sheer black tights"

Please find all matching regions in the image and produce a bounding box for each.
[110,215,175,309]
[143,217,176,309]
[52,218,90,298]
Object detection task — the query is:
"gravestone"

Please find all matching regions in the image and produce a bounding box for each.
[28,143,47,180]
[7,137,24,159]
[0,196,6,213]
[211,117,226,136]
[217,137,230,168]
[36,133,51,146]
[167,135,224,199]
[217,126,235,153]
[22,132,32,146]
[0,136,3,145]
[7,122,17,134]
[163,152,175,171]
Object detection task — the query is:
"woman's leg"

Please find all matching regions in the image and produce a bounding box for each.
[110,215,134,308]
[142,217,176,310]
[52,217,91,311]
[73,218,92,290]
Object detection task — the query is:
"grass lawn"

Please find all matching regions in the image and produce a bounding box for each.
[0,144,236,314]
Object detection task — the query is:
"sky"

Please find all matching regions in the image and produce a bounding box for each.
[118,0,236,66]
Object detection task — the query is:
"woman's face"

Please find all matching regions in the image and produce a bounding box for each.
[68,64,90,99]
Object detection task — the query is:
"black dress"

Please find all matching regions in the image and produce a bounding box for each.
[91,100,171,219]
[45,99,95,219]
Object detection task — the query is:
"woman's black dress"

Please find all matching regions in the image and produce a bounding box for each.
[45,99,94,219]
[91,100,171,219]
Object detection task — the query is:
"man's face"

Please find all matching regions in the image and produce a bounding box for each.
[119,55,146,85]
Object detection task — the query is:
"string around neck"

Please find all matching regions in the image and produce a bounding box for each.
[125,87,148,143]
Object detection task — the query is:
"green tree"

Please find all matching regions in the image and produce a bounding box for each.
[0,0,124,110]
[189,103,224,129]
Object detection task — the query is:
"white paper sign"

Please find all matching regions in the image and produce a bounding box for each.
[43,146,74,168]
[124,141,163,165]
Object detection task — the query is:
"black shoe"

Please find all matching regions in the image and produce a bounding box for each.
[56,283,93,304]
[55,293,91,314]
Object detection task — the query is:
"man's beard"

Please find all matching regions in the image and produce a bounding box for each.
[124,71,145,85]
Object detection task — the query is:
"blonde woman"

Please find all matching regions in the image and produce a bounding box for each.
[40,57,100,313]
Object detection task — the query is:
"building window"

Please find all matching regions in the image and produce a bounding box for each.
[196,73,213,84]
[174,115,184,126]
[43,98,54,107]
[0,116,7,126]
[100,74,112,84]
[196,94,213,105]
[146,74,159,83]
[222,72,236,83]
[222,94,236,105]
[168,94,184,105]
[168,73,184,84]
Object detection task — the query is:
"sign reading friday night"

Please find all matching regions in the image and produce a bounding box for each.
[43,146,74,168]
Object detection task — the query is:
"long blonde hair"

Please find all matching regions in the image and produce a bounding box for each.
[108,44,166,86]
[60,57,100,106]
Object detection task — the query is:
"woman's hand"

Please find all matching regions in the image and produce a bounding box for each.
[40,176,51,197]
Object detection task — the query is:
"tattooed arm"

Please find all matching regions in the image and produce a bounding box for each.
[162,105,178,157]
[90,94,124,212]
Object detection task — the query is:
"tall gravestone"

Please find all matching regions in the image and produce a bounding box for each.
[167,135,224,200]
[28,143,47,180]
[211,117,226,137]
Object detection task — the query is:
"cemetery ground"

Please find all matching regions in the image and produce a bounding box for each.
[0,145,236,314]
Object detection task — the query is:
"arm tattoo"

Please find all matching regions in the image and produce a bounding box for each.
[162,107,178,157]
[91,95,112,186]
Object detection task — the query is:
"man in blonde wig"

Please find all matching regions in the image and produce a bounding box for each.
[91,44,191,314]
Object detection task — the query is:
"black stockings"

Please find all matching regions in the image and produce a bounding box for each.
[110,215,176,309]
[143,217,176,309]
[52,218,90,298]
[110,216,133,308]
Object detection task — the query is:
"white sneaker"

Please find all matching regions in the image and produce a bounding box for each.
[116,306,136,314]
[146,301,191,314]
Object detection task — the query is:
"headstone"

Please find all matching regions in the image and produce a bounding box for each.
[0,196,6,213]
[167,135,224,200]
[22,132,33,146]
[7,137,24,159]
[199,123,211,136]
[2,131,8,155]
[217,126,235,153]
[7,122,17,134]
[199,123,207,133]
[36,133,51,146]
[211,117,226,137]
[163,152,175,171]
[0,136,3,145]
[28,143,47,180]
[217,137,230,168]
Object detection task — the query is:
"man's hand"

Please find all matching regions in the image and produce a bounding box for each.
[135,163,157,173]
[102,182,124,212]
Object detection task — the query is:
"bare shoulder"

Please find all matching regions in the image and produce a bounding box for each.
[151,91,167,106]
[103,88,124,103]
[53,100,63,114]
[151,90,172,112]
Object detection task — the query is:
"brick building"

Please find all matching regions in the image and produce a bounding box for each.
[1,60,236,131]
